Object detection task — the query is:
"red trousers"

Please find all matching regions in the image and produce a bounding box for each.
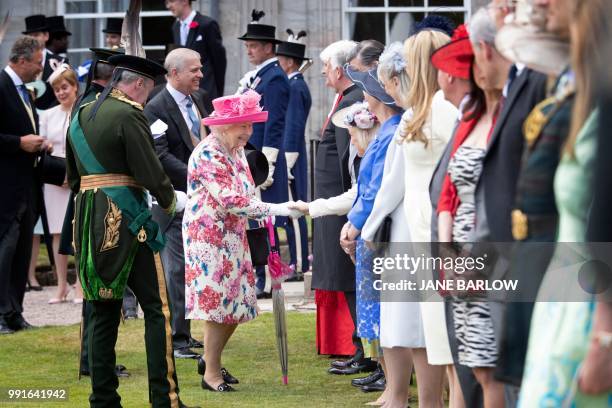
[315,289,356,356]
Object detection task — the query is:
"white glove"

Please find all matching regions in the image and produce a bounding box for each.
[261,146,279,190]
[268,202,303,219]
[237,69,257,94]
[175,191,187,213]
[146,191,153,209]
[260,165,274,190]
[285,152,299,181]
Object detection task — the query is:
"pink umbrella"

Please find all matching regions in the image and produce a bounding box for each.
[266,217,292,385]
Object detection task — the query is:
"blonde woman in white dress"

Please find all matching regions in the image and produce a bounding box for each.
[28,65,83,304]
[367,32,457,408]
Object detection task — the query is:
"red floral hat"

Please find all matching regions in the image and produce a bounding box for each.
[203,90,269,126]
[431,24,474,80]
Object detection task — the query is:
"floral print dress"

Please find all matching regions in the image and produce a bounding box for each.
[183,134,271,324]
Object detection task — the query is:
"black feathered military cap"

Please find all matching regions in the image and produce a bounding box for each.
[107,54,167,80]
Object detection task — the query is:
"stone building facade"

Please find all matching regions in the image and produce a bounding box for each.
[1,0,488,191]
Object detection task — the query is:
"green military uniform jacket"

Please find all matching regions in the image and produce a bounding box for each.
[66,88,176,300]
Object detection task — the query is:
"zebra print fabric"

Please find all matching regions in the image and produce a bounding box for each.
[447,145,498,367]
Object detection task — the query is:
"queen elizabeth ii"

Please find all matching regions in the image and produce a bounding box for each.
[183,90,300,392]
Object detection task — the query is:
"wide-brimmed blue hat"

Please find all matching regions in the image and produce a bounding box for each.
[344,64,400,111]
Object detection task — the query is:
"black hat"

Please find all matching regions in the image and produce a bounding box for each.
[108,54,167,80]
[413,15,455,37]
[88,54,167,120]
[23,15,48,34]
[276,29,307,60]
[238,10,280,44]
[90,47,124,64]
[47,16,72,36]
[244,142,269,187]
[84,47,125,93]
[103,18,123,35]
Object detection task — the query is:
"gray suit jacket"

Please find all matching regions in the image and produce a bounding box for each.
[429,123,459,242]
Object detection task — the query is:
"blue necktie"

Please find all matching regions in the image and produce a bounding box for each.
[18,84,32,107]
[507,65,519,92]
[185,97,200,139]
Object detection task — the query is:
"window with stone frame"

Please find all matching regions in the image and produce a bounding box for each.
[343,0,470,44]
[58,0,174,67]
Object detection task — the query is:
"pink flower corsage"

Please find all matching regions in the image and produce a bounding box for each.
[189,21,199,29]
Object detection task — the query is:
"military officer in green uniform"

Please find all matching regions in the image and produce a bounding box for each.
[66,54,194,408]
[62,47,134,380]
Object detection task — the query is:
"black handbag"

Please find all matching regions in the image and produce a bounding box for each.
[38,151,66,186]
[372,216,392,244]
[247,227,269,266]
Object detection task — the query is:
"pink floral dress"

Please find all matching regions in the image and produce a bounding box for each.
[183,134,271,323]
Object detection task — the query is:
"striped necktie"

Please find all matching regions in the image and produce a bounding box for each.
[185,96,200,139]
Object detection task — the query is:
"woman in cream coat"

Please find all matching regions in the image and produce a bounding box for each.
[363,33,457,408]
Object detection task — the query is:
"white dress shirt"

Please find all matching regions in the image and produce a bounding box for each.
[502,63,526,98]
[166,83,198,132]
[5,65,24,88]
[179,10,197,46]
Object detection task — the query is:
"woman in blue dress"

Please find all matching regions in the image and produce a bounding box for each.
[341,64,403,403]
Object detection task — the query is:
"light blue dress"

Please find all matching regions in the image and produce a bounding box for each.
[519,110,612,407]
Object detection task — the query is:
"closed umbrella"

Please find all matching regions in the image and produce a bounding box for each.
[266,217,292,384]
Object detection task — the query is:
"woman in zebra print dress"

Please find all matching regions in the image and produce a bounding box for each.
[437,35,507,407]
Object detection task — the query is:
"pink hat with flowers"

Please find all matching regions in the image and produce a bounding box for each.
[202,90,269,126]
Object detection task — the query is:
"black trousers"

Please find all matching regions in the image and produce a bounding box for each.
[158,213,192,349]
[87,246,180,408]
[0,200,35,318]
[344,290,363,355]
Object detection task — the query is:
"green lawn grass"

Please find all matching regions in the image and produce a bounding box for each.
[0,312,394,408]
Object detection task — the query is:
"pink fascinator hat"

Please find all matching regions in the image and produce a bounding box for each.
[202,90,269,126]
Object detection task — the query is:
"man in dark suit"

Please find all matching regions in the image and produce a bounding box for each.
[0,36,46,334]
[474,4,548,406]
[313,40,370,374]
[144,47,207,359]
[166,0,226,99]
[238,12,290,296]
[277,32,312,278]
[473,66,547,243]
[30,16,70,111]
[103,18,123,48]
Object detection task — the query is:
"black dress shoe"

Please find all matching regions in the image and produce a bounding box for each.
[174,348,200,359]
[284,273,304,282]
[220,367,239,384]
[361,376,386,392]
[8,314,33,331]
[80,365,129,378]
[0,318,14,335]
[255,291,272,299]
[351,367,383,387]
[115,364,130,377]
[330,352,363,369]
[188,337,203,348]
[26,282,43,291]
[328,358,378,375]
[201,379,235,392]
[197,357,239,384]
